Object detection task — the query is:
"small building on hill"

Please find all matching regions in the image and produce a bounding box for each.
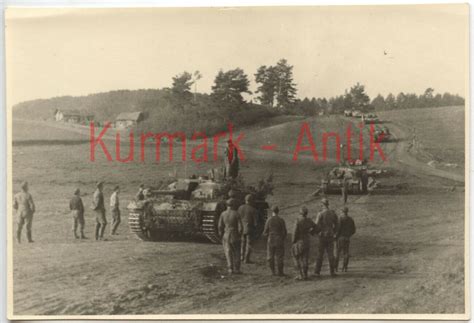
[115,112,145,129]
[54,109,94,124]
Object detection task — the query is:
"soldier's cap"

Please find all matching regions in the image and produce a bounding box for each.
[245,194,254,202]
[272,205,280,213]
[342,206,349,213]
[96,181,104,188]
[300,206,308,215]
[20,181,28,190]
[228,190,238,198]
[114,185,120,191]
[320,198,329,206]
[74,188,81,195]
[226,198,239,208]
[139,184,145,188]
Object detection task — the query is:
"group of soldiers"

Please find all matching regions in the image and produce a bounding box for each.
[218,194,356,280]
[13,181,123,242]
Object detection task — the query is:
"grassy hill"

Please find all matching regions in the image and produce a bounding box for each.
[12,89,277,137]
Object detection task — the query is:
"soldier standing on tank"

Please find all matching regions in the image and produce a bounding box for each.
[110,185,121,235]
[314,198,339,277]
[292,206,318,280]
[263,206,287,276]
[218,198,243,275]
[91,181,107,241]
[335,206,356,272]
[13,181,35,243]
[224,140,239,180]
[238,194,258,264]
[135,184,145,201]
[69,188,86,239]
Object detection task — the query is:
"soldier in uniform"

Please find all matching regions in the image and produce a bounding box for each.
[91,181,107,241]
[291,206,318,280]
[110,185,120,235]
[224,140,239,179]
[218,198,243,275]
[335,206,356,272]
[238,194,258,264]
[361,169,369,194]
[263,206,287,276]
[135,184,145,201]
[13,181,35,243]
[69,188,86,239]
[341,176,349,204]
[314,198,338,276]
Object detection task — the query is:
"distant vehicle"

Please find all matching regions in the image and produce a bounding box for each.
[363,113,379,124]
[321,166,365,194]
[344,110,353,117]
[352,110,363,118]
[374,126,391,142]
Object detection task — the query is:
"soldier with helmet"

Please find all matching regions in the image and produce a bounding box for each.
[238,194,258,264]
[314,198,339,276]
[91,181,107,241]
[263,206,287,276]
[218,198,243,274]
[335,206,356,272]
[69,188,86,239]
[13,181,36,243]
[292,206,319,280]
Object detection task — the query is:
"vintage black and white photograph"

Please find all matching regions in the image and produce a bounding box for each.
[6,4,469,319]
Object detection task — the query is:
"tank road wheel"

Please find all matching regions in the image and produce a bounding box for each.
[128,210,152,241]
[201,212,221,244]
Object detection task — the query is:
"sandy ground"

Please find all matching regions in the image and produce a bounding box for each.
[10,108,466,315]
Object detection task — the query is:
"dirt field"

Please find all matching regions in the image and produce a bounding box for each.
[10,107,466,315]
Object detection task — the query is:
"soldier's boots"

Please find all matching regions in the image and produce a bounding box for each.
[268,260,276,275]
[27,232,34,243]
[80,232,87,239]
[277,264,285,277]
[16,231,21,244]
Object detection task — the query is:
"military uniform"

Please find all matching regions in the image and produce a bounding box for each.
[335,212,356,272]
[341,178,349,204]
[238,203,258,263]
[110,191,120,235]
[218,206,243,274]
[224,144,239,179]
[69,194,85,239]
[91,187,107,240]
[263,211,287,276]
[314,205,339,275]
[13,189,35,243]
[292,216,318,280]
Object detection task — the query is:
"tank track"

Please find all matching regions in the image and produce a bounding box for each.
[201,213,221,244]
[128,210,151,241]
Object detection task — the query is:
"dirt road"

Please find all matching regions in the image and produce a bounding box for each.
[11,113,465,316]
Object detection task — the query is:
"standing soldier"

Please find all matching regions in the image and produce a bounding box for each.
[110,185,120,235]
[361,169,369,194]
[314,198,338,277]
[238,194,258,264]
[263,206,287,276]
[341,176,349,204]
[335,206,356,272]
[91,181,107,241]
[292,206,318,280]
[218,198,243,275]
[135,184,145,201]
[13,181,35,243]
[224,140,239,179]
[69,188,86,239]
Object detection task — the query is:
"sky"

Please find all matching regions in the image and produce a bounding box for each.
[5,5,468,106]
